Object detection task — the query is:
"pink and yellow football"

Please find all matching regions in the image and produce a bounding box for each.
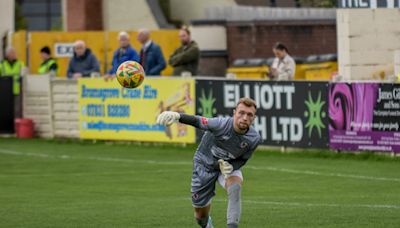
[116,61,145,88]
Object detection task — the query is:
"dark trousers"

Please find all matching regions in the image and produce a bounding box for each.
[14,94,22,118]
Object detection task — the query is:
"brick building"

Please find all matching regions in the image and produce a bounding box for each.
[226,20,336,63]
[193,7,337,76]
[65,0,103,31]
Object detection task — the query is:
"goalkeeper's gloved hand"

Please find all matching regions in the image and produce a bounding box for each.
[218,159,233,178]
[157,111,180,126]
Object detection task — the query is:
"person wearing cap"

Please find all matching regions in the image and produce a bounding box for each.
[38,46,58,76]
[106,31,140,78]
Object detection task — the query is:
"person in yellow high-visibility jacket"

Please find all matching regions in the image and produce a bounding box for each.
[38,46,58,76]
[0,47,25,117]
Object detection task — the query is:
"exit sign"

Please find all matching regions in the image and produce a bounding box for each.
[54,43,74,58]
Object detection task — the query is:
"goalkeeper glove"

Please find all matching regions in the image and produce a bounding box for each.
[157,111,180,126]
[218,159,233,178]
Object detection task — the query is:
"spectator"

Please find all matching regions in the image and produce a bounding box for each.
[270,42,296,80]
[169,27,200,76]
[67,40,100,79]
[0,47,26,117]
[107,31,139,78]
[137,28,166,76]
[38,46,58,76]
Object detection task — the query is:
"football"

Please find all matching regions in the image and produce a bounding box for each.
[116,61,145,88]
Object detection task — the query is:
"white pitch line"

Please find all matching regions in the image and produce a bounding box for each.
[0,149,50,158]
[0,148,192,165]
[1,148,400,183]
[211,199,400,210]
[87,156,191,165]
[246,166,400,182]
[0,168,185,178]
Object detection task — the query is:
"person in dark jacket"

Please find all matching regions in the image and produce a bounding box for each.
[169,27,200,76]
[137,28,166,76]
[106,31,139,78]
[67,40,100,79]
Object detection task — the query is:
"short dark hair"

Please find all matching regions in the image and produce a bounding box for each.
[236,97,257,110]
[180,26,191,35]
[40,46,51,55]
[273,42,289,53]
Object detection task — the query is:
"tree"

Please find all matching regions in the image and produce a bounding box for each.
[299,0,337,7]
[15,1,27,31]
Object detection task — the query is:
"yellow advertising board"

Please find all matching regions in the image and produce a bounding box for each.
[78,78,195,143]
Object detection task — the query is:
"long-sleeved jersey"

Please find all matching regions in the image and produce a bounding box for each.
[182,116,261,171]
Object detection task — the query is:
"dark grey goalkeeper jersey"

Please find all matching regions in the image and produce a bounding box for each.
[188,116,261,207]
[194,116,261,171]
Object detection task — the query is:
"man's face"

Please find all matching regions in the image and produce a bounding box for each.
[233,103,256,132]
[179,30,190,45]
[6,49,16,61]
[273,48,285,59]
[119,36,130,48]
[137,33,146,45]
[74,45,85,56]
[40,52,49,60]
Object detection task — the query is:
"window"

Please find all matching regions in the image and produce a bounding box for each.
[18,0,62,31]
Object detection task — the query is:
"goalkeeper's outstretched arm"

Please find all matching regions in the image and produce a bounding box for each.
[156,111,200,127]
[157,111,221,132]
[179,113,201,128]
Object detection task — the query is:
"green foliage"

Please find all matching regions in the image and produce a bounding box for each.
[15,2,27,31]
[50,17,63,31]
[299,0,337,7]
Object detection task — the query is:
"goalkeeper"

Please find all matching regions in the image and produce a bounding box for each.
[157,97,261,228]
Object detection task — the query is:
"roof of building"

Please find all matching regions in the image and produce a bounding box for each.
[204,6,336,21]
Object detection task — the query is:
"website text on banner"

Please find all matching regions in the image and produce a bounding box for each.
[195,79,329,148]
[78,78,196,143]
[329,83,400,153]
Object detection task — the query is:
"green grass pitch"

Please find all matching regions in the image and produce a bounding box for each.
[0,138,400,227]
